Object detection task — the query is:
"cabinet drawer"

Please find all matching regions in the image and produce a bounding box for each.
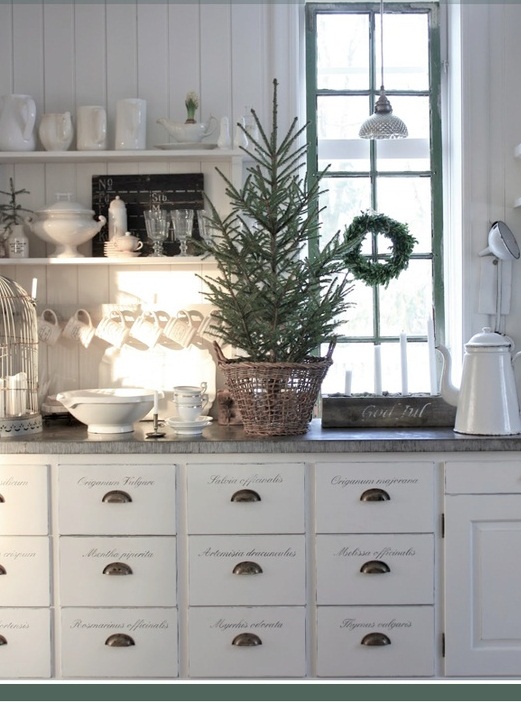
[317,605,434,677]
[59,536,176,607]
[188,606,305,678]
[315,461,434,533]
[60,608,178,678]
[316,534,434,605]
[0,464,49,535]
[189,535,305,605]
[0,537,50,606]
[187,462,305,534]
[0,608,51,678]
[57,463,176,535]
[445,460,521,494]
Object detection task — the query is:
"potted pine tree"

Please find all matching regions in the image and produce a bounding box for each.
[197,80,361,436]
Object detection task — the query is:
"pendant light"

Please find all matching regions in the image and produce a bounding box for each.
[359,0,408,140]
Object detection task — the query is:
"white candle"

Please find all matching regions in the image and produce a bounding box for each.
[427,317,438,395]
[344,370,352,396]
[374,345,382,395]
[400,332,408,396]
[31,277,37,300]
[153,390,159,415]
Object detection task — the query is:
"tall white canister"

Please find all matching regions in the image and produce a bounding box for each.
[115,98,147,150]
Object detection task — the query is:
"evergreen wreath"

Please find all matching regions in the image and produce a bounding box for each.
[343,211,417,287]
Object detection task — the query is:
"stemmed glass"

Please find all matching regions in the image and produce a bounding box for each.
[171,209,195,257]
[144,209,170,257]
[196,209,214,246]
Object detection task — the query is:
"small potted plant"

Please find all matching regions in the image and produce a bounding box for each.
[196,79,362,436]
[0,178,33,258]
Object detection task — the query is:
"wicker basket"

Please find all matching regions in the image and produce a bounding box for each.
[214,342,334,436]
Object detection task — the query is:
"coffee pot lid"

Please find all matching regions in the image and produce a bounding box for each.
[466,327,512,348]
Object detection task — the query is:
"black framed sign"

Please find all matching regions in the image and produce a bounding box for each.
[91,173,205,257]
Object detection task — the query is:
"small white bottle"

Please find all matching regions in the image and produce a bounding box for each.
[217,117,231,149]
[7,224,29,258]
[108,195,127,240]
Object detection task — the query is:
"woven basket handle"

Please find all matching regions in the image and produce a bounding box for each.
[213,340,227,364]
[325,341,336,361]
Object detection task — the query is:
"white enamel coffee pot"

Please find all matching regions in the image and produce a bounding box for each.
[437,327,521,435]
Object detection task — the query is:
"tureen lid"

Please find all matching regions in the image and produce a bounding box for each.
[37,193,94,215]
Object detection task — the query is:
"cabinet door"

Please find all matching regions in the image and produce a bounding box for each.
[445,494,521,676]
[0,608,51,678]
[58,463,176,535]
[315,461,434,533]
[0,537,50,606]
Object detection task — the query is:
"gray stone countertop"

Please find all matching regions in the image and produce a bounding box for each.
[1,418,521,454]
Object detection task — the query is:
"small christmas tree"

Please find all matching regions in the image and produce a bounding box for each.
[198,79,360,363]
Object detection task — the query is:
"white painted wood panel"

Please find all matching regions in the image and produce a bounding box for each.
[42,3,75,114]
[74,3,107,110]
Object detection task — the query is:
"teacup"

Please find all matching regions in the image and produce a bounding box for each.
[37,308,61,346]
[63,308,95,348]
[113,233,143,253]
[176,402,204,422]
[95,310,130,348]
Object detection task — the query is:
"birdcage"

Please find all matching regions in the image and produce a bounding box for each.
[0,276,42,437]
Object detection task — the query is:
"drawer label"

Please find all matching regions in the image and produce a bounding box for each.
[0,620,30,630]
[334,545,416,558]
[210,617,284,631]
[0,549,38,560]
[81,547,155,559]
[339,617,413,631]
[198,546,297,559]
[329,475,419,488]
[69,617,170,632]
[207,473,284,487]
[0,476,30,487]
[76,475,156,489]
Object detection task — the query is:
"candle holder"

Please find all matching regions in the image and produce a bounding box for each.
[145,413,166,439]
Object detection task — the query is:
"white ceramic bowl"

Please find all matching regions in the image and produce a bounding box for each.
[56,388,163,434]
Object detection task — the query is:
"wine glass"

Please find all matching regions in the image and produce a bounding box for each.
[144,209,169,257]
[171,209,195,257]
[196,209,214,246]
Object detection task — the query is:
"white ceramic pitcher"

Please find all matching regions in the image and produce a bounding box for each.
[0,94,36,151]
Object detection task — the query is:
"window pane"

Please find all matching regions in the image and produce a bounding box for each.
[319,177,371,246]
[317,14,369,90]
[377,14,430,91]
[379,260,433,337]
[337,278,374,337]
[377,177,432,252]
[374,96,431,171]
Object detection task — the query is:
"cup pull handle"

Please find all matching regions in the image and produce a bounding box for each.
[360,559,390,574]
[0,635,7,646]
[361,632,391,647]
[0,565,6,575]
[360,488,390,502]
[232,560,263,575]
[0,494,4,503]
[232,633,262,647]
[105,633,135,647]
[230,489,261,503]
[102,490,132,503]
[102,561,133,576]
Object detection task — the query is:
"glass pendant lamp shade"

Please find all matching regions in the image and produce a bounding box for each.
[359,0,408,140]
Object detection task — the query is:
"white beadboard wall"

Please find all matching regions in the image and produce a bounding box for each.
[0,1,301,398]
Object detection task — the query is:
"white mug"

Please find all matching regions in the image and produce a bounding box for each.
[95,310,130,348]
[129,311,163,349]
[62,308,95,348]
[115,98,147,150]
[76,105,107,150]
[38,112,73,151]
[163,310,196,348]
[37,308,61,346]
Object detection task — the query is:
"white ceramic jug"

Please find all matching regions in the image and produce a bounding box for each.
[38,112,73,151]
[115,98,146,150]
[0,94,36,151]
[76,105,107,151]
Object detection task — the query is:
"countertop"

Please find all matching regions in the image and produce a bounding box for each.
[1,418,521,454]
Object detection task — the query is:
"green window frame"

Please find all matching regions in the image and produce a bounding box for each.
[306,1,444,395]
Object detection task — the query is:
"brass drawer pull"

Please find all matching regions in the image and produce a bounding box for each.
[0,494,4,503]
[360,559,390,574]
[232,560,263,575]
[360,488,390,502]
[231,489,261,503]
[232,632,262,647]
[103,562,133,576]
[0,635,7,646]
[0,565,6,575]
[102,490,132,503]
[105,633,135,647]
[361,632,391,647]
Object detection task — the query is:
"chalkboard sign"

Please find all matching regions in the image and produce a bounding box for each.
[91,173,205,257]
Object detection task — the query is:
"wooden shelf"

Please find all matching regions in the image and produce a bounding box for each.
[0,256,216,266]
[0,148,244,164]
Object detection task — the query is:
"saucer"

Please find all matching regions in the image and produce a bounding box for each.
[166,415,212,429]
[105,250,141,258]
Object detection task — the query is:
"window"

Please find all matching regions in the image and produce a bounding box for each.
[305,1,443,396]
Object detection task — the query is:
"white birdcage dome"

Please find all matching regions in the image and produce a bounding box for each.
[0,276,42,437]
